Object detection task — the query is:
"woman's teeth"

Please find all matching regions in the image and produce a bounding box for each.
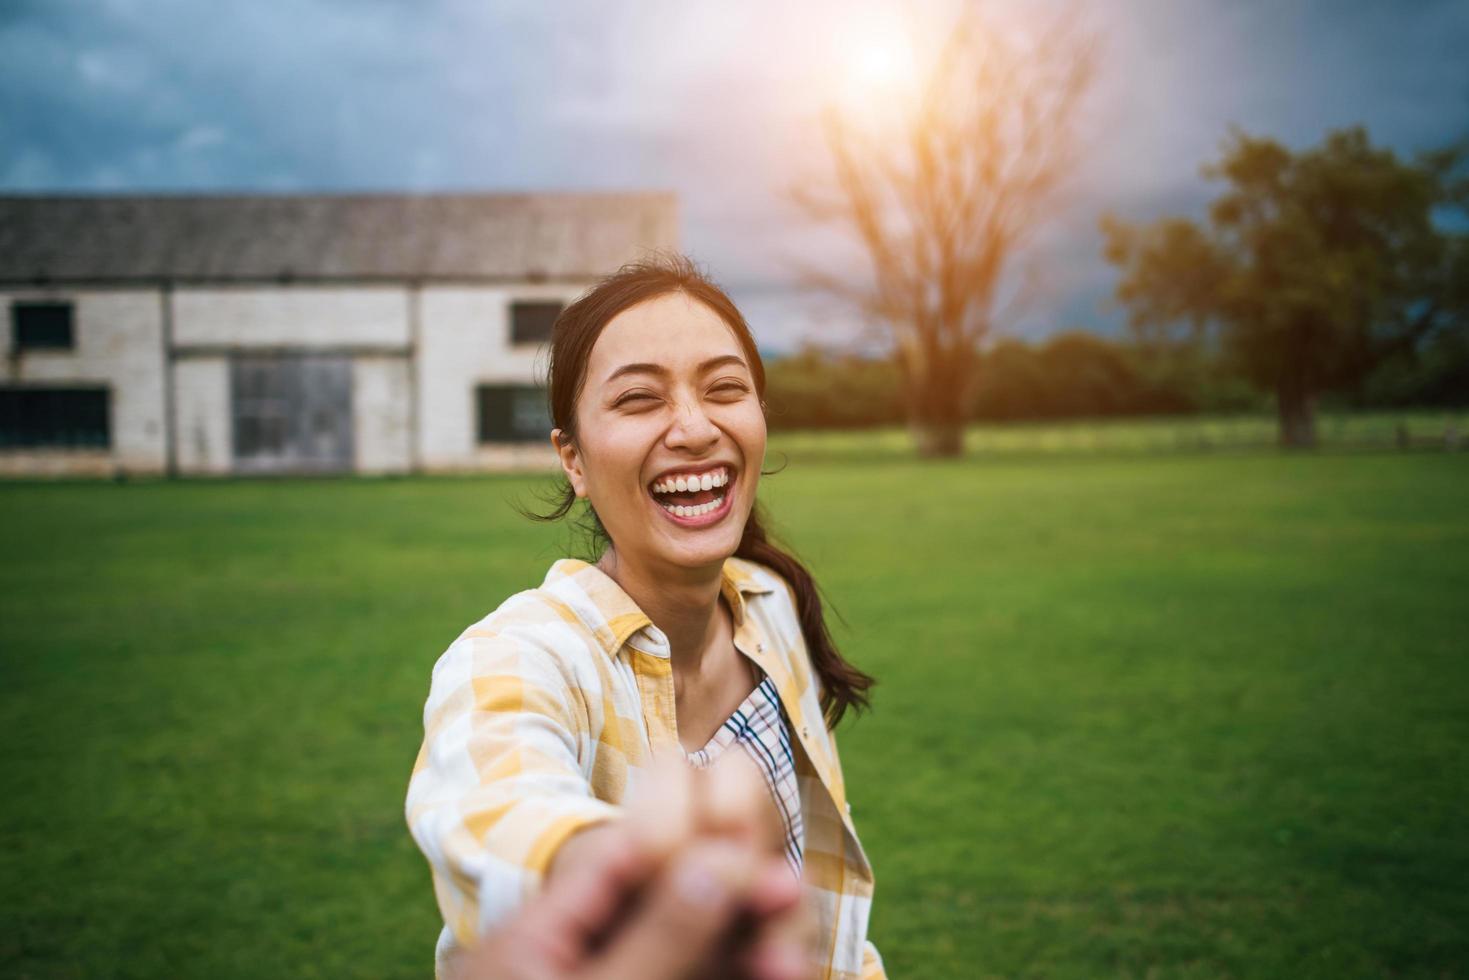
[649,466,731,519]
[650,467,729,495]
[660,495,725,518]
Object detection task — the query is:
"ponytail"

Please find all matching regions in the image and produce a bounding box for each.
[736,504,874,729]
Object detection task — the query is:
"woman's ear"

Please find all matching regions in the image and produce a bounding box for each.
[550,429,588,499]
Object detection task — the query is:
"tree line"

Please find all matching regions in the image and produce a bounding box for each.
[762,324,1468,432]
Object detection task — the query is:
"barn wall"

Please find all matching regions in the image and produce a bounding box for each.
[0,288,168,475]
[353,356,412,474]
[2,279,590,477]
[415,283,574,471]
[173,357,232,475]
[172,285,411,348]
[168,284,416,476]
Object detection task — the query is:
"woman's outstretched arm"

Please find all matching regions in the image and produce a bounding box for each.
[406,631,619,944]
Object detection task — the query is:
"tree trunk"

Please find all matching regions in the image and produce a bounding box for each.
[1276,378,1318,449]
[910,419,965,457]
[904,347,970,458]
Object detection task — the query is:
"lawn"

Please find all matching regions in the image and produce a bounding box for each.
[2,448,1466,978]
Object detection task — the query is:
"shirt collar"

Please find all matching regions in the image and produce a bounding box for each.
[542,556,774,660]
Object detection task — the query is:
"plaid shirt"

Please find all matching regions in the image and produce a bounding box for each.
[686,673,806,881]
[406,556,884,979]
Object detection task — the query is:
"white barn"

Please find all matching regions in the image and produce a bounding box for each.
[0,192,678,477]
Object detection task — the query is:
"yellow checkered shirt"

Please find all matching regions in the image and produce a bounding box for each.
[406,555,884,979]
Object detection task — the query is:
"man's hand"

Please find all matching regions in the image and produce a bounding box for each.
[467,754,814,980]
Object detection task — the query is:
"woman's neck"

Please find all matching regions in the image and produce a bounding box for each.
[596,548,725,672]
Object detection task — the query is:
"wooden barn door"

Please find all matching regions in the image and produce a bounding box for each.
[231,354,354,474]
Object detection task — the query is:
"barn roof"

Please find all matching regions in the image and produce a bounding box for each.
[0,192,679,285]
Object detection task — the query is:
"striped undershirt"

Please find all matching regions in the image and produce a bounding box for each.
[686,672,805,879]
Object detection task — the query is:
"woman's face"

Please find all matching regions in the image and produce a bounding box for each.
[554,292,766,573]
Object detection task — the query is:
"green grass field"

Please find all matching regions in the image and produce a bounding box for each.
[2,448,1467,978]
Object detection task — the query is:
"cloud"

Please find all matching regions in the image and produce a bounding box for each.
[176,125,226,152]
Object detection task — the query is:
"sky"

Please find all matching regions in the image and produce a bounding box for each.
[3,0,1468,353]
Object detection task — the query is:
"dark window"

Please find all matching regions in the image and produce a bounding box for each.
[510,301,562,345]
[477,384,551,443]
[0,387,109,448]
[11,302,75,350]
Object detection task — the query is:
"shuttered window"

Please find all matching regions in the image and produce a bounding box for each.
[230,355,354,474]
[476,385,551,443]
[0,387,109,448]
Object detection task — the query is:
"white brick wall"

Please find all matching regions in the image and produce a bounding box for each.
[416,284,581,469]
[353,356,412,474]
[3,280,577,476]
[0,289,167,474]
[173,357,232,475]
[172,286,411,348]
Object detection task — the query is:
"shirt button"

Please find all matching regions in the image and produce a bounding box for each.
[756,643,764,652]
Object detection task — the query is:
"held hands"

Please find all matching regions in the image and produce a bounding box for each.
[466,753,815,980]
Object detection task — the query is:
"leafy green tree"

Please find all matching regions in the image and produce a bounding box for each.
[763,346,903,430]
[1102,126,1468,447]
[1356,325,1469,408]
[969,333,1194,420]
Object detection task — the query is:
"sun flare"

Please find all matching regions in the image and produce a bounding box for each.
[833,15,919,108]
[851,42,909,90]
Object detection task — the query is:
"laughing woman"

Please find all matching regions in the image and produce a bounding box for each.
[406,254,883,979]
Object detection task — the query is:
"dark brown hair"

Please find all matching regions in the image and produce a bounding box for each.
[533,252,873,728]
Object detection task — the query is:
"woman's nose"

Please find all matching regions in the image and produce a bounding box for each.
[665,398,719,452]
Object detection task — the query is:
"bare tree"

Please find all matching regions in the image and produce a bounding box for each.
[792,5,1097,456]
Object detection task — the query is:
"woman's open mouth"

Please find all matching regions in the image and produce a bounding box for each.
[647,464,735,527]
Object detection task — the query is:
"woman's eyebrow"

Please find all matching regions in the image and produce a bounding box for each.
[604,354,747,384]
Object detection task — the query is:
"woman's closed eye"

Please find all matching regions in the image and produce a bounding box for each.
[709,380,750,399]
[614,382,747,410]
[612,390,660,409]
